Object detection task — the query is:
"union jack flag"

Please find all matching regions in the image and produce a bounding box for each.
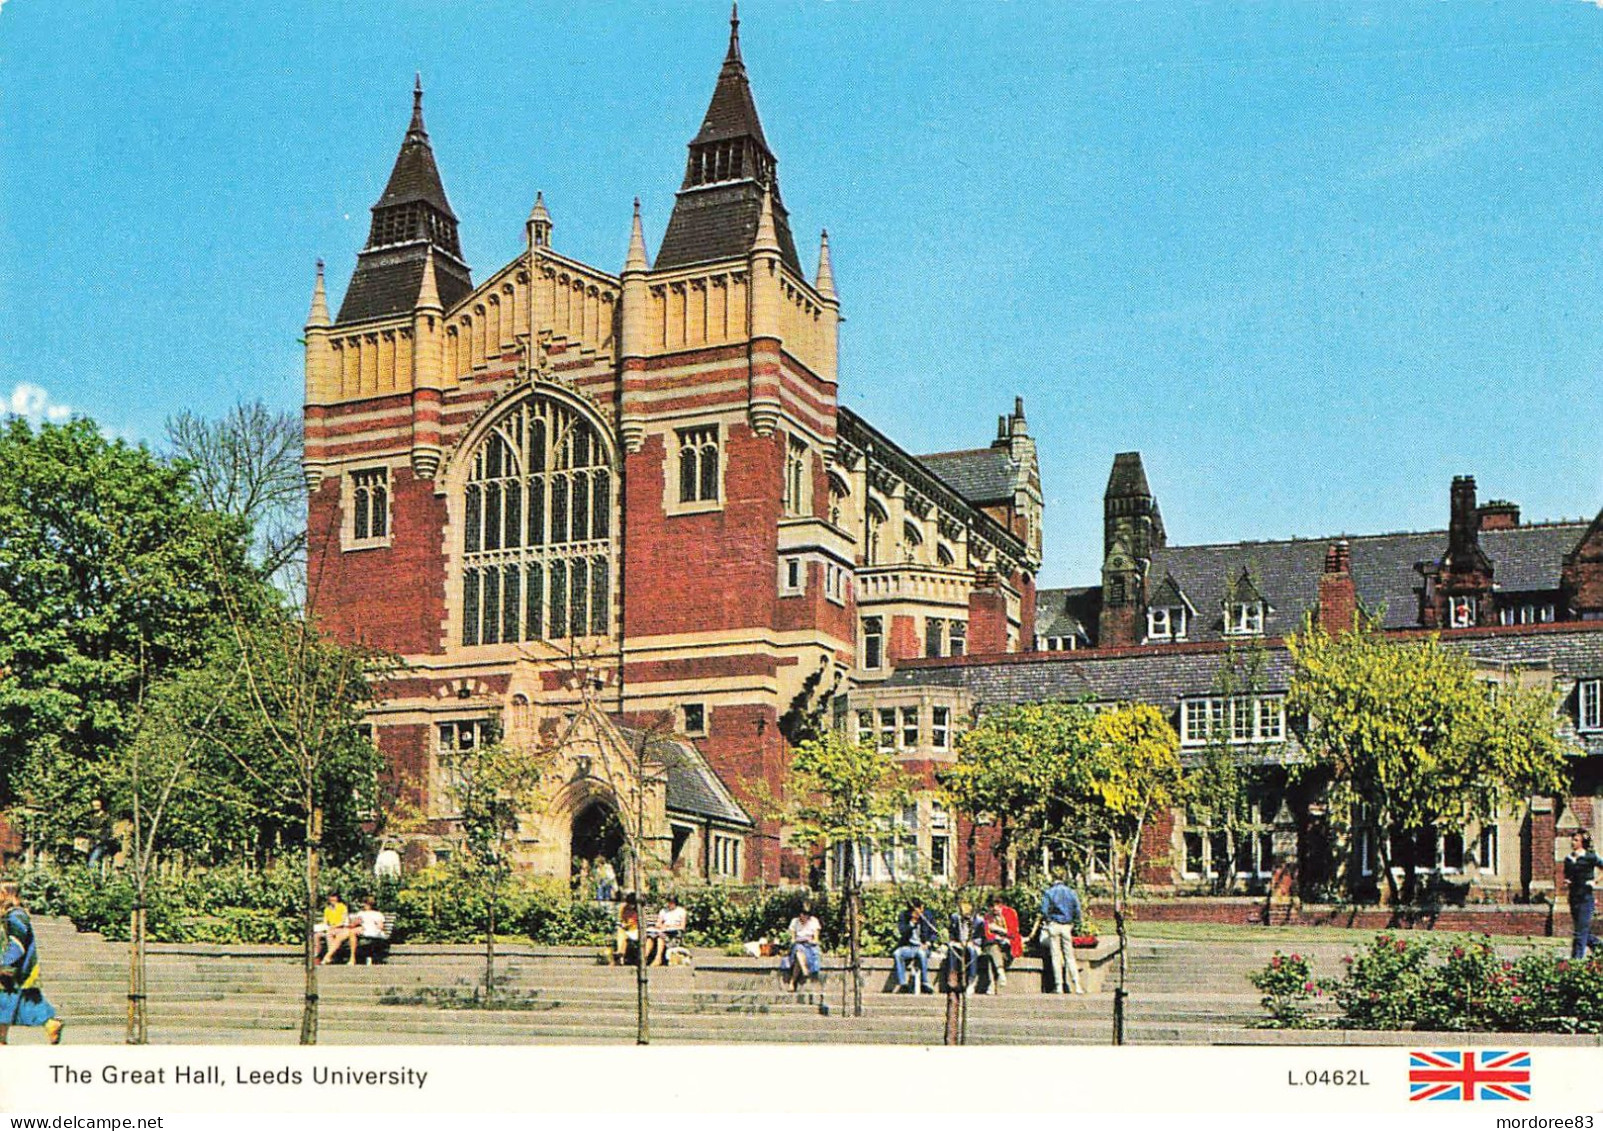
[1409,1050,1531,1102]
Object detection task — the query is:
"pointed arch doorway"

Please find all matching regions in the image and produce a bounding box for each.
[571,800,626,897]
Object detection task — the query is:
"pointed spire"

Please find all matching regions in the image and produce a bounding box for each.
[375,77,456,219]
[307,259,330,327]
[529,191,551,226]
[624,198,651,273]
[409,73,426,138]
[752,186,779,255]
[726,2,742,64]
[814,229,836,301]
[339,78,472,323]
[416,246,441,310]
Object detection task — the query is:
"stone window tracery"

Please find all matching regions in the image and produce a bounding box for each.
[461,396,614,646]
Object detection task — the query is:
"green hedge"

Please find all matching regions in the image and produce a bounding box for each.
[15,862,1058,953]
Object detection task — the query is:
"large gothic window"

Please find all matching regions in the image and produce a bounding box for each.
[461,396,614,646]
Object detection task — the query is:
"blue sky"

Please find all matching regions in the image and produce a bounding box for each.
[3,1,1602,585]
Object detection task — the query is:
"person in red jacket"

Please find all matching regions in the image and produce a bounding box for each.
[980,896,1023,993]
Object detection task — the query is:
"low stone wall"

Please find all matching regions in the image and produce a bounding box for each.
[1086,897,1557,936]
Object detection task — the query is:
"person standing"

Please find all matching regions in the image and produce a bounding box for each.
[595,858,617,903]
[1563,832,1603,960]
[0,882,63,1044]
[1040,875,1085,994]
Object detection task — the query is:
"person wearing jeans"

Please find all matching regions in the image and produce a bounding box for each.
[1040,876,1085,994]
[1564,833,1603,960]
[891,900,938,993]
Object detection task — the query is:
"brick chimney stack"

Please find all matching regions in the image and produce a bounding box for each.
[1478,500,1521,531]
[1318,539,1358,635]
[1449,475,1480,568]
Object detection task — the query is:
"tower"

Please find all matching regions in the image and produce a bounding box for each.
[611,8,849,880]
[1099,452,1164,647]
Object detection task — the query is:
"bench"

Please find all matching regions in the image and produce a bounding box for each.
[354,913,394,965]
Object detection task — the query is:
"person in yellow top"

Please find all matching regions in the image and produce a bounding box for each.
[320,894,356,965]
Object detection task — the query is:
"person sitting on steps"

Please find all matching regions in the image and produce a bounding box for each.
[614,894,641,966]
[891,899,939,993]
[645,895,688,966]
[782,901,822,992]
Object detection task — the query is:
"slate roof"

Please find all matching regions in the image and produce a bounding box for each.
[337,84,473,325]
[918,447,1018,506]
[1145,522,1589,643]
[655,182,802,274]
[1036,586,1101,642]
[377,87,458,219]
[654,15,803,274]
[1106,452,1152,498]
[886,624,1603,759]
[691,19,770,150]
[617,725,752,828]
[337,248,473,325]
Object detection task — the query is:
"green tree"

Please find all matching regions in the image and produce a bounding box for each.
[1287,622,1571,905]
[211,591,388,1045]
[786,731,914,1018]
[948,700,1183,1043]
[0,417,254,839]
[944,701,1097,885]
[442,721,553,1002]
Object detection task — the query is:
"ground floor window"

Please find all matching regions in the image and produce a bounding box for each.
[711,833,740,879]
[1180,791,1280,883]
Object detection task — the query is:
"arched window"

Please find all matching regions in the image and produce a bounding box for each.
[865,499,887,566]
[936,543,955,568]
[461,396,615,646]
[827,471,849,529]
[902,520,924,563]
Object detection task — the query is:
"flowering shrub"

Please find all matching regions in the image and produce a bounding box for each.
[1255,933,1603,1033]
[1247,950,1324,1026]
[1331,933,1435,1029]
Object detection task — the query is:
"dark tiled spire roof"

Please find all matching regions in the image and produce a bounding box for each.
[337,77,473,324]
[377,76,458,219]
[1106,451,1152,499]
[655,8,803,273]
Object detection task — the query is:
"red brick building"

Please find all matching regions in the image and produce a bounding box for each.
[303,14,1040,883]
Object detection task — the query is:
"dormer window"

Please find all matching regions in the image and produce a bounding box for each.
[1146,606,1188,641]
[1448,596,1477,629]
[1225,601,1264,636]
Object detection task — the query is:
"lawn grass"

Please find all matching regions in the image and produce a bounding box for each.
[1126,918,1556,951]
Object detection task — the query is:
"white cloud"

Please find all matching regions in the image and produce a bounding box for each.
[6,382,73,424]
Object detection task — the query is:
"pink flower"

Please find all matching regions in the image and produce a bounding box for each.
[1395,940,1407,953]
[1558,961,1571,973]
[1271,956,1282,968]
[1452,947,1464,958]
[1512,995,1525,1005]
[1342,956,1353,965]
[1304,981,1316,992]
[1291,953,1302,963]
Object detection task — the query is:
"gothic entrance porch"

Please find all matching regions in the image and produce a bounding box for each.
[571,800,626,896]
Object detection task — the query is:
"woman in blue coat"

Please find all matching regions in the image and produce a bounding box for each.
[0,882,63,1044]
